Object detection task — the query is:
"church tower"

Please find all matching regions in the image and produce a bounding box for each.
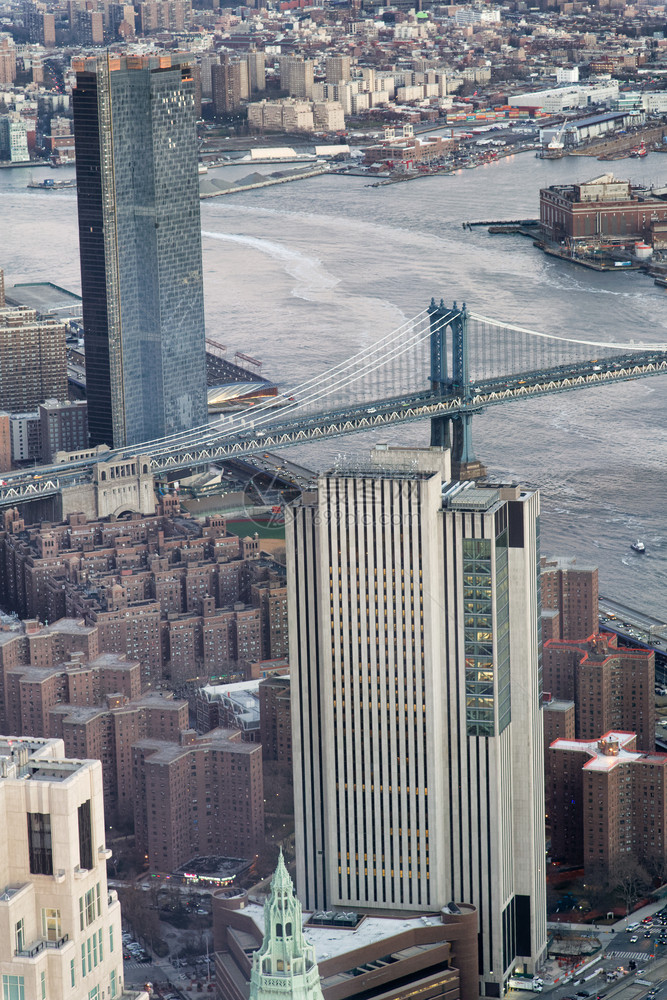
[249,851,324,1000]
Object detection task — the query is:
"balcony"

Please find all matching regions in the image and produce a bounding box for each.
[16,934,69,958]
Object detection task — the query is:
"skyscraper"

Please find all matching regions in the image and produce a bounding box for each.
[72,54,207,448]
[286,446,547,997]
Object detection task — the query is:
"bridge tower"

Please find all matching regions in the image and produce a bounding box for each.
[428,298,486,480]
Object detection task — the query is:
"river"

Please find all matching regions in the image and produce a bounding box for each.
[1,151,666,616]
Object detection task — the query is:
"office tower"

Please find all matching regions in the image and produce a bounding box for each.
[0,735,142,1000]
[72,55,207,448]
[286,448,547,996]
[540,555,598,641]
[0,307,67,409]
[212,55,242,115]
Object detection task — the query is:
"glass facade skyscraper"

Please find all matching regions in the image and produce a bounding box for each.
[73,55,207,448]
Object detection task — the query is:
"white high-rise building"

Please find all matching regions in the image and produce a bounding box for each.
[0,735,148,1000]
[286,446,547,998]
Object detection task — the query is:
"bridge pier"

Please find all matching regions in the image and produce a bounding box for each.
[428,298,486,481]
[61,454,156,520]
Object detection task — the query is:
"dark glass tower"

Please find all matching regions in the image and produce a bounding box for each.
[73,55,207,448]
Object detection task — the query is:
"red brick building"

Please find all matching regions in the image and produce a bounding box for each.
[540,173,667,246]
[549,731,667,881]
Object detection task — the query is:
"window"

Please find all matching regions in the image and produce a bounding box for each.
[14,919,24,955]
[70,959,76,989]
[88,988,100,1000]
[2,976,24,1000]
[42,907,61,942]
[27,813,53,875]
[109,924,114,953]
[98,928,103,962]
[78,801,93,871]
[110,970,117,999]
[40,973,45,1000]
[81,889,95,927]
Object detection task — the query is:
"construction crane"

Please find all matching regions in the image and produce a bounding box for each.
[547,119,568,155]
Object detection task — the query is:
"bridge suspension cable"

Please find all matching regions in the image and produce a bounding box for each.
[470,313,667,352]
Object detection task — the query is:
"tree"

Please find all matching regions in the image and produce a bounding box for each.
[614,859,651,915]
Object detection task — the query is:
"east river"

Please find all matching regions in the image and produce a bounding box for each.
[1,151,666,616]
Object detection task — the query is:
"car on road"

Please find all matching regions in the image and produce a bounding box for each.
[644,931,652,938]
[630,936,639,942]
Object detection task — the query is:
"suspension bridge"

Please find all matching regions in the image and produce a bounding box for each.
[1,299,665,511]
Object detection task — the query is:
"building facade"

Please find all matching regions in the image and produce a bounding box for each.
[72,54,207,448]
[549,731,667,882]
[286,448,547,996]
[0,735,145,1000]
[0,308,67,413]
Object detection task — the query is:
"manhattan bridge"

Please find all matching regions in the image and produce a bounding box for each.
[1,299,666,510]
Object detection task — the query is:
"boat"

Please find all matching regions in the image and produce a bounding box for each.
[631,540,646,553]
[27,178,76,190]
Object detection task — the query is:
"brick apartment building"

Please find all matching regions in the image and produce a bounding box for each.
[541,555,598,642]
[133,727,264,872]
[544,632,655,751]
[0,507,288,686]
[549,731,667,881]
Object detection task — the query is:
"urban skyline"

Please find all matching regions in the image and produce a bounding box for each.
[0,0,666,996]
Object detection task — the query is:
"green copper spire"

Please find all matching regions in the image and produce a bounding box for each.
[249,850,324,1000]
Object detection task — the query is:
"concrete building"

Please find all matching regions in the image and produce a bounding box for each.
[544,631,655,751]
[0,308,66,413]
[540,555,598,641]
[286,447,547,996]
[325,55,351,83]
[0,734,146,1000]
[280,57,314,99]
[72,54,207,449]
[549,731,667,882]
[259,675,291,766]
[9,412,41,464]
[213,868,479,1000]
[133,727,264,873]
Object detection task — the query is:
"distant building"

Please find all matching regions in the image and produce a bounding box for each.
[0,35,17,85]
[540,173,667,247]
[544,631,655,751]
[325,55,351,83]
[280,57,314,99]
[133,727,264,872]
[39,399,88,462]
[0,307,67,413]
[549,731,667,881]
[540,555,598,641]
[0,113,29,162]
[72,54,207,448]
[0,412,11,471]
[212,54,243,115]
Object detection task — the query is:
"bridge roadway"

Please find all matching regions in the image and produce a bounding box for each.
[0,349,665,508]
